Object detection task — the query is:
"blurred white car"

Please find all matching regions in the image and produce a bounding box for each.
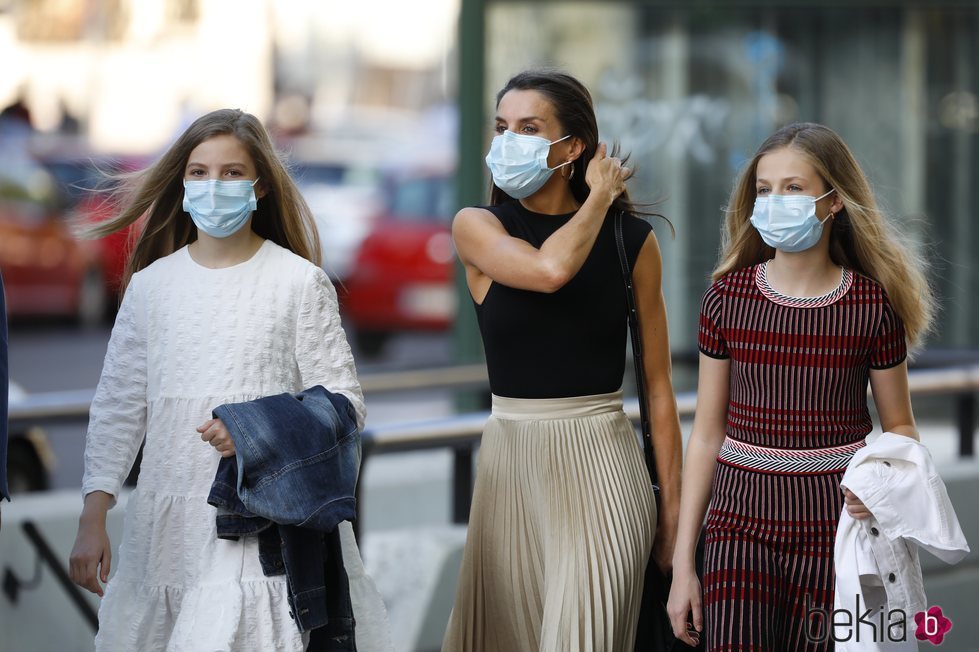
[294,162,384,281]
[6,381,56,493]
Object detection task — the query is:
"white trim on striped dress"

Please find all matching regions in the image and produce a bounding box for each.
[717,436,865,474]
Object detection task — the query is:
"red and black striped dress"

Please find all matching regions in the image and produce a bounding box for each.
[697,261,907,651]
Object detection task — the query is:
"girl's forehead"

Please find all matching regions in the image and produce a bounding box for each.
[756,147,817,180]
[188,134,254,164]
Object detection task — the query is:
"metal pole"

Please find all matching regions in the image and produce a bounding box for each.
[353,437,377,543]
[452,447,475,523]
[453,0,488,413]
[957,393,976,458]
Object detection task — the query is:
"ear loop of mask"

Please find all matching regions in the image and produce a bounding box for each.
[817,188,835,223]
[548,134,573,172]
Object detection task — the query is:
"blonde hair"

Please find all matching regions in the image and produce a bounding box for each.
[715,122,933,348]
[83,108,320,289]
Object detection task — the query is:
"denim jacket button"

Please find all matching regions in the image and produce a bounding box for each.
[888,573,896,583]
[870,527,880,536]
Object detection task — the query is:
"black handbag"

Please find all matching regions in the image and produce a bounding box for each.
[614,211,705,652]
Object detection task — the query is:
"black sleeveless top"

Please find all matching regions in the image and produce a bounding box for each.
[474,200,653,398]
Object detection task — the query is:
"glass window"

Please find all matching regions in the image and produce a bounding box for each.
[485,1,979,349]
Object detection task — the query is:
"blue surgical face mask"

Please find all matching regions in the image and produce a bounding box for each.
[485,131,572,199]
[182,178,259,238]
[749,188,835,252]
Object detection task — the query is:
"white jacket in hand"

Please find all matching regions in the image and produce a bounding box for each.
[834,432,969,650]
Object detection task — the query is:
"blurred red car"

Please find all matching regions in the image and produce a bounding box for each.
[341,170,458,356]
[0,157,109,326]
[42,154,145,300]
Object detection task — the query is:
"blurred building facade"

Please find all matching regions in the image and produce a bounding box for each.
[0,0,460,322]
[479,1,978,352]
[2,0,977,351]
[0,0,458,158]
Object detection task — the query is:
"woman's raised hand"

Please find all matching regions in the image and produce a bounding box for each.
[585,142,631,205]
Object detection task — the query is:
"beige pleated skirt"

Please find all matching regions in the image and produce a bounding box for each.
[441,390,656,652]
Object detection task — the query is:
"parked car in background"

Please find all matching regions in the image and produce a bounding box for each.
[293,160,383,282]
[40,152,150,302]
[0,157,108,327]
[341,169,457,356]
[6,381,55,494]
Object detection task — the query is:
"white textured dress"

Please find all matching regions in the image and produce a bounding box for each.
[82,240,392,652]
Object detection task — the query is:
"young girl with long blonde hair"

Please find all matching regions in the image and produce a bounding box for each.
[68,108,390,651]
[667,122,933,650]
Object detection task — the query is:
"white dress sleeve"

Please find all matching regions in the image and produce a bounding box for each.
[82,273,147,504]
[295,265,367,430]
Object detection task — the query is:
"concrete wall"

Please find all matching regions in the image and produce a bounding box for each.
[0,491,128,652]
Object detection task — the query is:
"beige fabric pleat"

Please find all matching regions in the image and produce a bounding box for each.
[442,391,656,652]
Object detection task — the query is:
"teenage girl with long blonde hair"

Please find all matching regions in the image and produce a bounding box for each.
[667,122,933,650]
[68,108,390,651]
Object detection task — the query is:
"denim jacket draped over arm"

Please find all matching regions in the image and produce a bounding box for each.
[207,385,361,642]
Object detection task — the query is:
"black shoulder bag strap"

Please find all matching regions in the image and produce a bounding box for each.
[619,211,705,652]
[614,210,659,496]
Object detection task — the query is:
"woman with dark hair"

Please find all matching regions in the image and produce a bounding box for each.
[442,70,683,651]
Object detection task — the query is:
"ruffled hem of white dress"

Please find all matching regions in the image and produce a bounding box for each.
[96,576,304,652]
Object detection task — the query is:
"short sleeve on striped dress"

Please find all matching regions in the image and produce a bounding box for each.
[869,294,907,369]
[698,282,729,359]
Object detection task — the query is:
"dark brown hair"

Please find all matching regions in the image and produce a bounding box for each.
[491,69,670,230]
